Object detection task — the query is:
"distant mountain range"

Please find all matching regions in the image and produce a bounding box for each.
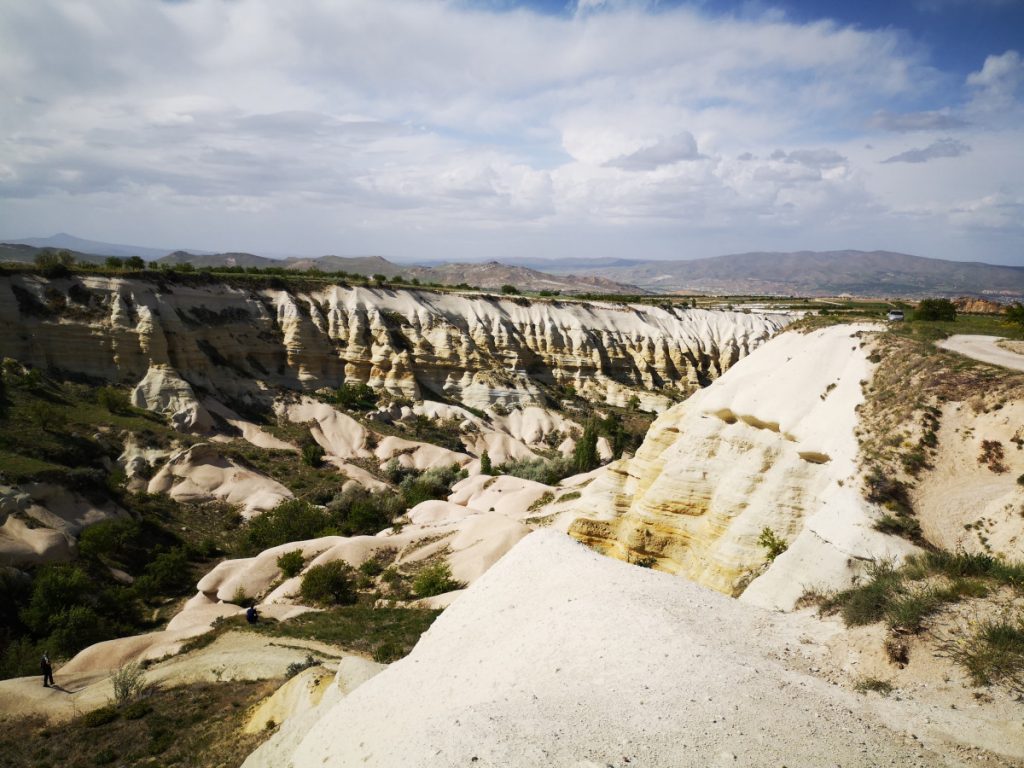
[0,237,642,295]
[1,235,1021,299]
[2,233,211,261]
[557,250,1024,298]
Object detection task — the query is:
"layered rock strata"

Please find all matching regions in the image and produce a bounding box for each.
[0,275,788,411]
[563,324,917,607]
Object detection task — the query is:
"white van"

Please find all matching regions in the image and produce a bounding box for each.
[887,309,905,322]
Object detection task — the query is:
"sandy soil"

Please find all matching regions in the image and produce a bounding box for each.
[937,335,1024,372]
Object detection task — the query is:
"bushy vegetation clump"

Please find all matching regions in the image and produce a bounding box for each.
[411,561,463,598]
[813,550,1024,693]
[276,550,306,578]
[914,298,956,322]
[300,561,357,606]
[334,382,377,411]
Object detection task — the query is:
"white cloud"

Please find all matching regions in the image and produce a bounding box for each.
[0,0,1019,263]
[967,50,1024,112]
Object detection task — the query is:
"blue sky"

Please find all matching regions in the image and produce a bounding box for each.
[0,0,1021,264]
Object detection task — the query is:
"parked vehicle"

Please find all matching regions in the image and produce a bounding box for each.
[887,309,905,322]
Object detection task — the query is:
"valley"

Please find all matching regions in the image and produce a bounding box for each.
[0,267,1022,767]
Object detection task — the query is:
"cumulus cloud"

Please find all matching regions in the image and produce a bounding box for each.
[881,138,971,164]
[967,50,1024,111]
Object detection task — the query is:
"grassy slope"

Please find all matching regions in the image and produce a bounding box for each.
[0,680,279,768]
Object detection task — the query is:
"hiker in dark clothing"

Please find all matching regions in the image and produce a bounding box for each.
[246,605,259,624]
[41,653,54,688]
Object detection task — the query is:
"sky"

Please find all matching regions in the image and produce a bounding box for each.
[0,0,1022,265]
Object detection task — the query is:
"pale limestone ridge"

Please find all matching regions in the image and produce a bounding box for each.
[562,324,917,607]
[0,275,788,411]
[248,530,967,768]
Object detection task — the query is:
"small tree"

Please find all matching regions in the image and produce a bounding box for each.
[412,561,462,598]
[501,284,519,295]
[1007,303,1024,328]
[276,550,305,578]
[97,386,131,415]
[758,527,788,561]
[34,249,74,277]
[914,298,956,322]
[125,256,146,270]
[301,440,325,468]
[480,450,493,475]
[300,561,357,605]
[104,256,124,270]
[572,422,600,474]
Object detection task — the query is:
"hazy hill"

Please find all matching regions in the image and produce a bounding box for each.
[2,233,207,260]
[0,242,106,264]
[581,250,1024,298]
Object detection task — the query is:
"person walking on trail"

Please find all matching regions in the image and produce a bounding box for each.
[41,652,54,688]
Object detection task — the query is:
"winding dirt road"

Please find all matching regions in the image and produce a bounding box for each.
[936,334,1024,372]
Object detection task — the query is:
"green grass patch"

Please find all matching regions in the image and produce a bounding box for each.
[239,605,440,661]
[820,551,1023,634]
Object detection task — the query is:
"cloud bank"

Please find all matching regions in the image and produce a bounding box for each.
[0,0,1021,263]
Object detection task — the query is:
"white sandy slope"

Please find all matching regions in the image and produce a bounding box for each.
[254,531,977,768]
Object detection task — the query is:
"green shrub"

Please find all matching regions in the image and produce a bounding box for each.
[110,661,147,705]
[884,588,944,632]
[914,298,956,321]
[825,561,903,627]
[397,464,464,508]
[134,547,192,600]
[411,561,462,598]
[480,450,493,475]
[359,558,386,577]
[300,561,357,606]
[335,383,377,411]
[241,500,333,555]
[757,527,788,561]
[326,488,404,537]
[952,615,1024,691]
[96,387,132,415]
[301,441,325,468]
[285,654,319,678]
[276,550,306,578]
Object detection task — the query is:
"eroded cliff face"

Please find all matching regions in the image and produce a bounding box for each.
[562,324,916,608]
[0,275,787,412]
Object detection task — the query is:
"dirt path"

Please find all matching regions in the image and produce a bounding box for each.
[937,334,1024,372]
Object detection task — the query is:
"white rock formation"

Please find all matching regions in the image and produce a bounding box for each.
[0,483,124,566]
[562,324,918,608]
[0,275,788,412]
[132,364,214,432]
[147,443,293,518]
[251,531,966,768]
